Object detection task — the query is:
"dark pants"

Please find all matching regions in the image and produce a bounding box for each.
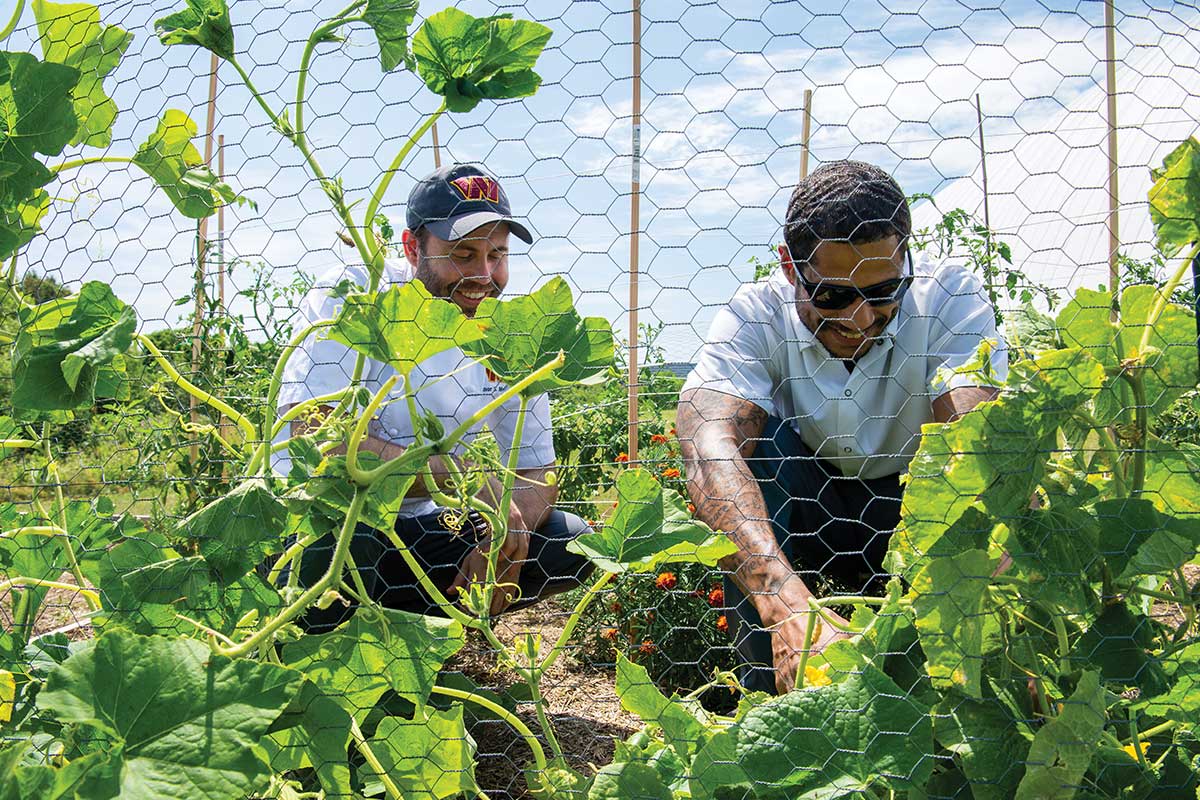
[727,417,903,694]
[294,509,595,633]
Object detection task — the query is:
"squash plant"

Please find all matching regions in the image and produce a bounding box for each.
[589,143,1200,799]
[0,1,736,798]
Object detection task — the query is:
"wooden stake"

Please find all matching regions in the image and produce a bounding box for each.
[799,89,813,179]
[627,0,642,463]
[1105,0,1120,311]
[432,121,442,168]
[976,94,1000,311]
[217,134,225,313]
[191,53,220,465]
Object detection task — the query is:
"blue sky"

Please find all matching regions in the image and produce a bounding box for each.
[8,0,1198,358]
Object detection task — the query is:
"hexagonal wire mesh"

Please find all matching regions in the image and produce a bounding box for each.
[1,0,1199,797]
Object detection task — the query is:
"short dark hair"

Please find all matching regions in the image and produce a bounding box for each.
[783,160,911,268]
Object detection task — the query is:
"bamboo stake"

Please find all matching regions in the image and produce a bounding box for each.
[218,134,225,313]
[799,89,813,179]
[627,0,642,463]
[191,53,220,465]
[432,121,442,168]
[1104,0,1120,314]
[975,94,1000,312]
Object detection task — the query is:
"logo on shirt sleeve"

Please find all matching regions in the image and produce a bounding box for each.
[449,175,501,203]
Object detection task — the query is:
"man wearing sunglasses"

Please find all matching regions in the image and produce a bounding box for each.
[677,160,1006,694]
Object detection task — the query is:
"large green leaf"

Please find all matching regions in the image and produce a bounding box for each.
[728,664,933,797]
[1135,641,1200,723]
[39,631,303,799]
[1014,671,1106,800]
[889,347,1105,581]
[1142,441,1200,515]
[263,679,352,798]
[615,655,704,755]
[282,606,464,715]
[0,51,79,207]
[1007,505,1100,610]
[32,0,133,148]
[1148,137,1200,256]
[0,189,50,260]
[465,277,614,398]
[1070,602,1169,697]
[178,478,286,586]
[933,695,1029,800]
[588,761,672,800]
[363,0,418,72]
[325,280,483,377]
[368,707,480,800]
[11,282,135,411]
[412,8,552,112]
[567,468,736,574]
[154,0,234,60]
[910,547,994,698]
[132,109,238,219]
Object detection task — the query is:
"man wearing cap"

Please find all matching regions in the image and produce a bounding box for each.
[677,161,1007,694]
[276,163,593,628]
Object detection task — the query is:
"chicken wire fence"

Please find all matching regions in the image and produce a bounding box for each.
[1,0,1200,798]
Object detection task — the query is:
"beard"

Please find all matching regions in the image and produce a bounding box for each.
[412,254,501,315]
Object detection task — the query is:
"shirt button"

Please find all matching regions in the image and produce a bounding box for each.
[844,389,852,397]
[843,447,853,454]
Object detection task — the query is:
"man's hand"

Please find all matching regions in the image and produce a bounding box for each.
[760,578,852,693]
[449,505,530,615]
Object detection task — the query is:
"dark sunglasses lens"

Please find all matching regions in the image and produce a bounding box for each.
[864,278,907,306]
[810,285,859,309]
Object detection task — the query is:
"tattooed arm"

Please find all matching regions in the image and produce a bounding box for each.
[677,387,848,692]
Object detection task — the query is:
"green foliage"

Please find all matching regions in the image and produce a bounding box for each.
[363,0,419,72]
[466,276,615,398]
[0,50,79,204]
[31,0,133,148]
[413,7,552,112]
[568,468,735,574]
[1148,137,1200,256]
[326,279,484,377]
[153,0,234,60]
[368,707,481,799]
[132,109,243,219]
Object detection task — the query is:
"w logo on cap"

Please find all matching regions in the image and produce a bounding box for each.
[450,175,501,203]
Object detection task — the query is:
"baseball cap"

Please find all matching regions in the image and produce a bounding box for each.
[405,163,533,244]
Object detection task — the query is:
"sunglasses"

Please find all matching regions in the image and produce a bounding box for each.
[797,252,914,310]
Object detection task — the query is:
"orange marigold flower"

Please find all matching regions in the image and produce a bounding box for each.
[639,639,656,655]
[661,467,681,480]
[615,452,629,463]
[707,587,725,607]
[669,426,677,436]
[687,502,696,514]
[655,572,677,591]
[716,615,729,634]
[601,627,619,641]
[610,600,623,613]
[650,433,669,445]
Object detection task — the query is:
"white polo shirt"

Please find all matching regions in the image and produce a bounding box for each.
[682,253,1007,479]
[274,259,556,518]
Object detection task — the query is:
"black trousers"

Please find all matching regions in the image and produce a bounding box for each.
[726,416,903,694]
[294,509,595,633]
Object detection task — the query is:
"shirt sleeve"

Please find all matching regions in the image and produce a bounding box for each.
[489,390,556,470]
[925,268,1010,395]
[277,266,379,409]
[681,293,777,416]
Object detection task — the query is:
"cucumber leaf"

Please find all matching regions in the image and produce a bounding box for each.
[154,0,234,61]
[177,478,286,586]
[325,280,483,377]
[282,606,464,715]
[588,761,672,800]
[615,655,705,755]
[1014,671,1106,800]
[412,8,551,113]
[464,276,615,398]
[263,679,352,798]
[39,631,303,800]
[910,547,994,698]
[133,109,245,219]
[0,50,79,206]
[11,282,136,411]
[0,189,50,261]
[1148,137,1200,256]
[567,468,736,574]
[363,0,418,72]
[368,707,480,800]
[1071,602,1169,697]
[32,0,133,148]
